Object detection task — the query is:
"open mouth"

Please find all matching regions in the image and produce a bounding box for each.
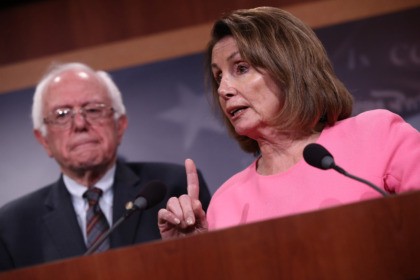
[229,106,248,117]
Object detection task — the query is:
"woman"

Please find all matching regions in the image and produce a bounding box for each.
[158,7,420,238]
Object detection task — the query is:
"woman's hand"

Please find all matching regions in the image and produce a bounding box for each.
[158,159,208,239]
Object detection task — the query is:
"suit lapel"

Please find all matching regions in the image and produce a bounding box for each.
[42,178,86,258]
[111,161,144,247]
[41,162,148,254]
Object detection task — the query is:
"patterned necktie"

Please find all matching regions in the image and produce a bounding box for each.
[83,187,110,253]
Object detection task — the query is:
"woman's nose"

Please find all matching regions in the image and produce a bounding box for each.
[217,77,236,99]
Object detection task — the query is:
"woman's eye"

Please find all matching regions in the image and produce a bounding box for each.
[236,64,249,74]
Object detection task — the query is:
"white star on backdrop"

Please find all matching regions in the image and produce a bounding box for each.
[158,84,225,149]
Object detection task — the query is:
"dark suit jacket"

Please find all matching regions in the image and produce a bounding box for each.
[0,160,211,271]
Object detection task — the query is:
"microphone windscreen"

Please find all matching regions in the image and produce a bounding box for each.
[136,180,167,209]
[303,143,333,170]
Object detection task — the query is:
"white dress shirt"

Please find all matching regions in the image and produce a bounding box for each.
[63,165,115,245]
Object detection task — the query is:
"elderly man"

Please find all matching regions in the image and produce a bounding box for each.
[0,62,210,271]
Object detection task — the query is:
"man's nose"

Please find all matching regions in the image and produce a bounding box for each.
[71,110,88,128]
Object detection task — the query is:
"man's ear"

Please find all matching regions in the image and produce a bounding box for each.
[116,115,128,144]
[34,129,53,157]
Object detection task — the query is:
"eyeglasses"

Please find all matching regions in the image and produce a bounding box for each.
[43,103,114,127]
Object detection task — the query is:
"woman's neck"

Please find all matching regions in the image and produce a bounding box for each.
[256,133,320,175]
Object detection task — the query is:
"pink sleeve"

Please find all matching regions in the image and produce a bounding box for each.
[379,111,420,192]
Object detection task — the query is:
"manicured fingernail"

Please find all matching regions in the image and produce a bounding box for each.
[186,218,194,225]
[174,218,180,224]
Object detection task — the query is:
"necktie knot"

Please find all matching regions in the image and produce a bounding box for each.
[83,187,103,207]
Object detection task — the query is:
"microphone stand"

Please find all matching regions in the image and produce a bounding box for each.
[332,164,390,197]
[84,201,139,256]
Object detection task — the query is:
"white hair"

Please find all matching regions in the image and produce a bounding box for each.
[32,62,126,136]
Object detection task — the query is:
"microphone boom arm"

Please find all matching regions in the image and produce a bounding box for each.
[303,143,390,198]
[332,164,390,197]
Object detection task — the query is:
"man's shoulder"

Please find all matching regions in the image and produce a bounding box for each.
[124,161,185,173]
[119,161,185,179]
[116,160,210,204]
[0,183,55,221]
[116,161,187,183]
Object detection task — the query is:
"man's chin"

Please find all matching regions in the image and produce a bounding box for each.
[62,152,115,174]
[71,159,110,172]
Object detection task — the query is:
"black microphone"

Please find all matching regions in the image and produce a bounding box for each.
[303,143,389,197]
[84,180,167,255]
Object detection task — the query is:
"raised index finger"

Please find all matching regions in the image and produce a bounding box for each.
[185,158,200,200]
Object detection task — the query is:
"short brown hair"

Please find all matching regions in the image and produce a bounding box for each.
[205,7,353,154]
